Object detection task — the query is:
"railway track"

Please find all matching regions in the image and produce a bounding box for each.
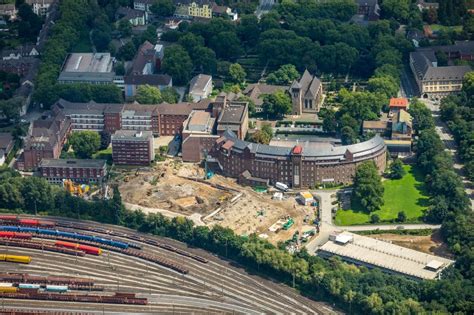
[0,215,337,314]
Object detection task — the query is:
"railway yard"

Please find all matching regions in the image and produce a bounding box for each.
[0,215,336,314]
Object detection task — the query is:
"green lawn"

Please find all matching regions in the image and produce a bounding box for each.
[92,147,112,161]
[335,165,429,226]
[429,24,463,33]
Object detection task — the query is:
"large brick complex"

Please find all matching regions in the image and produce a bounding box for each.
[39,159,107,184]
[210,130,386,188]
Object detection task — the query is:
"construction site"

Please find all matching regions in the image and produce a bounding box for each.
[115,162,319,245]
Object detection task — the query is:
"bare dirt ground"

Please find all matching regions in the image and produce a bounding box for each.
[117,161,317,244]
[117,162,232,215]
[207,175,317,244]
[366,230,453,258]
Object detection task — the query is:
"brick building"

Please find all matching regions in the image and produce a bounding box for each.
[210,130,386,188]
[20,112,72,170]
[181,110,218,162]
[112,130,154,165]
[53,99,212,137]
[38,159,107,184]
[216,102,248,140]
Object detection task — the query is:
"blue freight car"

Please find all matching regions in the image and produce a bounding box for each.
[0,226,19,232]
[45,285,68,293]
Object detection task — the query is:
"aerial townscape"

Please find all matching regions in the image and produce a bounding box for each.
[0,0,473,313]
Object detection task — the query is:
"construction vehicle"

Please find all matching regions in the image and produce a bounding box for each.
[63,179,89,197]
[283,218,294,230]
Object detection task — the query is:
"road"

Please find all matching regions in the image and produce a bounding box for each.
[400,66,419,98]
[421,99,474,209]
[304,190,442,254]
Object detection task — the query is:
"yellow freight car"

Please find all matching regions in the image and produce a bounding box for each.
[0,286,18,293]
[0,254,31,264]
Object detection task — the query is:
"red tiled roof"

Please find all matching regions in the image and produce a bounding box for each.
[389,98,409,108]
[292,145,303,154]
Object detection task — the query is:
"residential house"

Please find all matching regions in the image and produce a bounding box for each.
[0,58,38,77]
[290,70,324,115]
[355,0,380,21]
[2,45,39,60]
[0,4,17,20]
[175,0,212,19]
[407,29,426,48]
[243,83,288,113]
[410,47,472,99]
[26,0,54,16]
[0,133,14,166]
[212,3,238,20]
[189,74,212,102]
[416,0,439,12]
[391,110,413,141]
[133,0,154,12]
[362,120,389,136]
[116,6,148,26]
[389,97,409,117]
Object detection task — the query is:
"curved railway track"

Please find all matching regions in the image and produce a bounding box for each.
[0,215,338,314]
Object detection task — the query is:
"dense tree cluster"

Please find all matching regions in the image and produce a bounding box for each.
[409,99,472,280]
[440,72,474,182]
[352,161,384,212]
[68,131,101,159]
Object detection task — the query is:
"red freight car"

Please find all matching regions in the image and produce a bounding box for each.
[18,219,39,226]
[0,232,32,239]
[0,215,17,221]
[55,241,102,256]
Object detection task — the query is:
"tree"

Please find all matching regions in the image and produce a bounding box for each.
[397,211,407,222]
[250,124,273,144]
[367,75,399,99]
[0,97,23,122]
[320,108,337,133]
[381,0,410,22]
[69,131,101,159]
[117,19,132,37]
[162,45,193,85]
[462,71,474,98]
[266,64,300,85]
[229,63,246,84]
[92,30,111,52]
[390,159,406,179]
[150,0,175,17]
[161,87,180,103]
[117,42,137,61]
[192,46,217,74]
[135,85,163,104]
[370,214,380,223]
[422,8,438,24]
[262,90,291,119]
[341,126,356,145]
[352,161,384,212]
[210,32,243,60]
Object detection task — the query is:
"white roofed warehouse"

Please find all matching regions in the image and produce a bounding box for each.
[318,232,454,280]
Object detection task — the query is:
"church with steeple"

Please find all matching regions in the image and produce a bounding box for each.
[290,70,324,115]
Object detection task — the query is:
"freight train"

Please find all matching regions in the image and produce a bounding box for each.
[0,254,31,264]
[55,241,102,256]
[0,216,55,227]
[0,226,130,249]
[0,231,32,239]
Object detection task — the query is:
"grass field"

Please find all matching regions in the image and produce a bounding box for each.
[429,24,463,33]
[335,165,429,225]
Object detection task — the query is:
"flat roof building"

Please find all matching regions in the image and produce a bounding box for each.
[181,110,218,162]
[38,159,107,184]
[58,53,116,84]
[318,232,454,280]
[111,130,154,165]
